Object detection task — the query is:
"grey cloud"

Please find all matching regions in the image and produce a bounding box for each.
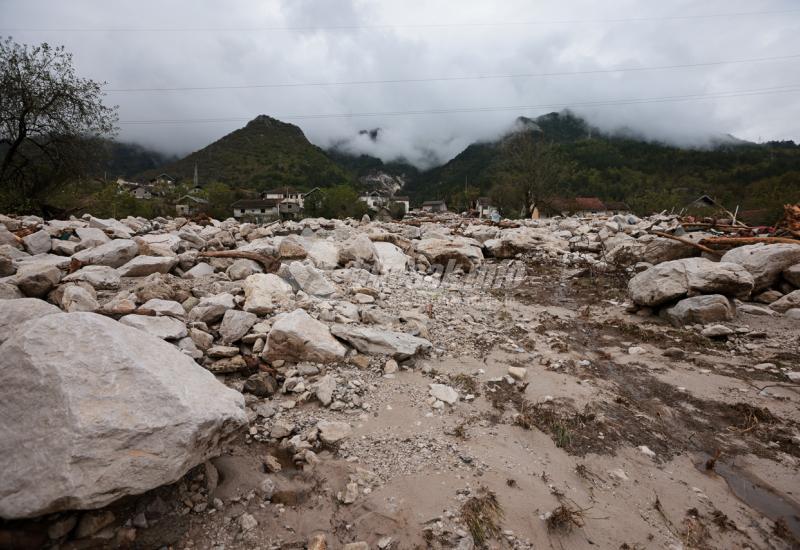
[4,0,800,168]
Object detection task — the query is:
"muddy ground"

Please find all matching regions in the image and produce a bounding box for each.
[3,258,799,550]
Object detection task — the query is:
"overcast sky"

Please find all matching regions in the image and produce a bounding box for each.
[3,0,800,167]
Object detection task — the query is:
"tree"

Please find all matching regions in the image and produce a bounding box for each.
[202,181,239,219]
[497,132,575,217]
[0,38,118,212]
[305,185,368,219]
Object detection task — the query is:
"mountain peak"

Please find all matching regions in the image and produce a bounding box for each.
[139,114,349,189]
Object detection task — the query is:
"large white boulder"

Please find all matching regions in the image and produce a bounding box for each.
[284,261,336,297]
[219,309,258,344]
[22,230,51,255]
[784,264,800,287]
[306,240,340,270]
[72,239,139,268]
[339,235,380,267]
[188,293,236,323]
[0,312,246,518]
[721,244,800,292]
[14,263,62,297]
[117,255,178,277]
[628,257,754,307]
[120,314,188,340]
[415,238,484,271]
[138,299,186,319]
[136,233,181,252]
[769,290,800,313]
[0,298,61,345]
[277,235,308,259]
[60,285,100,313]
[373,242,409,273]
[330,324,432,359]
[606,234,701,266]
[63,265,121,290]
[87,216,133,239]
[484,228,566,259]
[244,273,294,314]
[662,295,735,326]
[265,309,346,363]
[75,227,110,249]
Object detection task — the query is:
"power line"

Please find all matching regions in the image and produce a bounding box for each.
[4,8,799,33]
[117,84,800,125]
[105,53,800,92]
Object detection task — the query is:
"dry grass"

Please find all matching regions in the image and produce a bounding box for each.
[546,503,585,534]
[449,373,480,395]
[460,488,504,545]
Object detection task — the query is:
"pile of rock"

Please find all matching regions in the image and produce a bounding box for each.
[628,243,800,326]
[3,207,792,527]
[0,212,447,521]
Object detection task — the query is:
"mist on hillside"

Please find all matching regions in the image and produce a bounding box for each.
[5,0,799,168]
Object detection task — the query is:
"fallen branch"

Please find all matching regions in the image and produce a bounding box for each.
[699,236,800,248]
[198,250,280,272]
[651,231,719,255]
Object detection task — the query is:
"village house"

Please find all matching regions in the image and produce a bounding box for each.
[231,198,280,221]
[116,178,157,200]
[358,192,410,217]
[421,200,448,213]
[175,195,209,217]
[604,201,631,215]
[474,197,498,219]
[262,187,304,204]
[150,173,176,186]
[130,186,153,200]
[534,197,625,218]
[390,196,410,216]
[278,200,303,220]
[358,190,385,210]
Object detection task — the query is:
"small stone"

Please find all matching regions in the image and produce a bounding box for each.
[317,420,351,444]
[238,513,258,532]
[308,533,328,550]
[264,454,282,473]
[608,468,629,481]
[243,373,278,397]
[384,359,398,374]
[339,481,358,504]
[48,515,77,540]
[353,293,375,304]
[637,445,656,459]
[207,345,240,359]
[628,346,646,355]
[663,347,685,359]
[315,374,336,406]
[429,383,459,405]
[701,324,734,338]
[259,477,276,500]
[507,366,527,380]
[75,511,115,538]
[270,420,295,439]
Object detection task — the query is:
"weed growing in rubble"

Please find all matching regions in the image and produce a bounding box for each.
[461,488,504,545]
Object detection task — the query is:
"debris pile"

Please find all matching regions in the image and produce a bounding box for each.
[0,208,798,548]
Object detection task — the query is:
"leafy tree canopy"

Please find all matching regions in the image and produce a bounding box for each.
[0,37,118,212]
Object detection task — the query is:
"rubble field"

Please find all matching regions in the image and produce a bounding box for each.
[0,210,799,549]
